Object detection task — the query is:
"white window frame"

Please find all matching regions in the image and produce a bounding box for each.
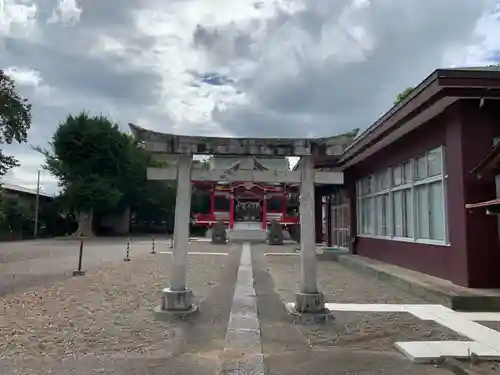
[355,146,449,246]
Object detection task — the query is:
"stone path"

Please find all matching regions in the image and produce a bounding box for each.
[219,243,264,374]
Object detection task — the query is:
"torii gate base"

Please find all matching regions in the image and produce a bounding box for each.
[154,155,199,320]
[128,124,355,323]
[286,295,334,324]
[153,290,199,320]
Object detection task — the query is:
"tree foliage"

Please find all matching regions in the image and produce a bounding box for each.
[0,190,34,240]
[36,112,133,215]
[394,87,414,105]
[35,111,180,236]
[35,111,218,237]
[0,70,32,176]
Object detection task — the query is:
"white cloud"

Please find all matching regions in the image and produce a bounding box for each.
[48,0,82,25]
[0,0,37,38]
[99,0,499,137]
[4,66,56,105]
[443,4,500,67]
[4,66,42,87]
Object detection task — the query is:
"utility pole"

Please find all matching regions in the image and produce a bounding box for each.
[34,170,40,238]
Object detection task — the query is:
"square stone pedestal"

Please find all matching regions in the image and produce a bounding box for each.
[153,288,199,321]
[286,292,334,324]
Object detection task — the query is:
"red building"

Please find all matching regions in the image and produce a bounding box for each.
[324,67,500,289]
[192,156,299,230]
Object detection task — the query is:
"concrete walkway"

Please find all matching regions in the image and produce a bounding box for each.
[219,243,264,374]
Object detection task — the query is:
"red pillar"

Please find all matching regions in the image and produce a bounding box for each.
[262,194,268,229]
[210,186,215,221]
[229,193,235,229]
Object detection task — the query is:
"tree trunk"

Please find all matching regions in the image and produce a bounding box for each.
[73,211,94,238]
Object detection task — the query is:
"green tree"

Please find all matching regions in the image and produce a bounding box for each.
[0,70,32,176]
[0,192,34,240]
[132,181,176,233]
[37,197,77,237]
[394,87,414,105]
[35,112,135,237]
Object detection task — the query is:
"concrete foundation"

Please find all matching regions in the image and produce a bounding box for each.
[153,288,199,320]
[295,292,326,313]
[285,302,334,324]
[285,292,334,324]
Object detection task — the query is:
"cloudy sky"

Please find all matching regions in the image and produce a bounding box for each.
[1,0,500,194]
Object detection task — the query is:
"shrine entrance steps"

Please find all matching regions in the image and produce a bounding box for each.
[228,221,268,243]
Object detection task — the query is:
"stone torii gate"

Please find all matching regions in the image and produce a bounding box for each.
[129,123,354,320]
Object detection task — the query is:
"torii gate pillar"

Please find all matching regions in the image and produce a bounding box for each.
[286,155,333,322]
[154,155,198,318]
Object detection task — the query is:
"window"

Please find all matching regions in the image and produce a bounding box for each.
[356,147,447,244]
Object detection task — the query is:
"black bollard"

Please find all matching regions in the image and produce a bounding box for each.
[73,239,86,276]
[124,238,131,261]
[151,235,156,254]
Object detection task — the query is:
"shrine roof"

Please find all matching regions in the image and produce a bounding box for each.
[129,123,358,157]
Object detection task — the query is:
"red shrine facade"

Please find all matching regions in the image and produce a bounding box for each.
[192,181,299,230]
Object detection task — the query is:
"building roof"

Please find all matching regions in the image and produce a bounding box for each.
[339,66,500,168]
[0,182,54,198]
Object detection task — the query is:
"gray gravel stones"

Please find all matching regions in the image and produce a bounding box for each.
[0,243,228,364]
[265,249,467,352]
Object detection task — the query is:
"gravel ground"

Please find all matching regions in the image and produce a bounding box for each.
[263,247,467,353]
[0,238,159,296]
[0,243,232,374]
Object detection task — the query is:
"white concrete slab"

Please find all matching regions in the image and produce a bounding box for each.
[264,253,300,256]
[325,303,422,312]
[396,341,500,363]
[293,302,500,363]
